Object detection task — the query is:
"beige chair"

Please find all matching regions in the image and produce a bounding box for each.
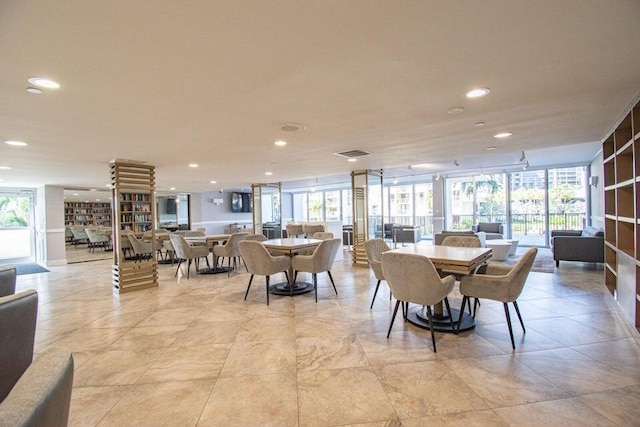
[244,234,267,242]
[364,238,391,309]
[285,224,304,238]
[0,290,74,427]
[213,232,249,275]
[70,227,89,246]
[195,227,206,233]
[381,251,456,353]
[162,238,176,264]
[85,228,111,253]
[458,248,538,349]
[441,234,483,313]
[0,268,16,298]
[119,231,134,259]
[302,224,324,237]
[291,238,341,302]
[126,233,153,262]
[312,232,333,240]
[238,241,291,305]
[169,234,211,279]
[183,230,205,238]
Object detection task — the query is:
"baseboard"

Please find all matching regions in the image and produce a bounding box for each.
[45,259,68,267]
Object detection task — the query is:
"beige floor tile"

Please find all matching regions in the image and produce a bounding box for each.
[198,373,298,426]
[171,319,245,346]
[136,307,202,327]
[50,327,130,353]
[473,322,564,353]
[294,316,354,338]
[514,348,638,395]
[97,380,214,427]
[572,338,640,374]
[220,339,296,377]
[493,397,617,426]
[298,367,397,426]
[234,316,296,342]
[138,343,232,383]
[296,334,369,371]
[376,361,488,418]
[444,355,568,407]
[401,409,509,426]
[526,317,616,346]
[107,325,187,351]
[577,385,640,426]
[74,348,164,386]
[69,385,130,427]
[87,309,156,329]
[356,331,436,366]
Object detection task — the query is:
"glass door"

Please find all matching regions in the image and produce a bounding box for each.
[0,191,36,263]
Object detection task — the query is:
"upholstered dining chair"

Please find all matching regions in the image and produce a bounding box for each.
[364,238,391,309]
[0,290,74,427]
[169,234,211,279]
[381,251,456,353]
[441,234,483,314]
[85,228,111,253]
[244,234,267,242]
[70,227,89,246]
[213,232,249,276]
[291,238,341,302]
[0,268,16,298]
[126,233,153,262]
[311,232,333,240]
[285,224,304,238]
[457,247,537,349]
[238,241,291,305]
[302,224,324,238]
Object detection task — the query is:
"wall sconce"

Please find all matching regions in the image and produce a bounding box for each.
[589,176,598,187]
[212,198,224,205]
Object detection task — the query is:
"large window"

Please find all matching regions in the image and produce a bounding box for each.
[0,192,35,262]
[324,190,341,221]
[307,192,324,221]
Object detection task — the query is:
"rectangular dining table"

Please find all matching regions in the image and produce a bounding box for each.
[184,234,232,274]
[389,244,492,332]
[262,238,322,295]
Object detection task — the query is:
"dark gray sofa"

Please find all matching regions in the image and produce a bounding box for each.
[551,226,604,267]
[472,222,504,240]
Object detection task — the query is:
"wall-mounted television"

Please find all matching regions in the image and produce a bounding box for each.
[166,198,177,214]
[231,192,252,213]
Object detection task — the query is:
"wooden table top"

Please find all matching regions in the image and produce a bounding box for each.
[390,244,492,274]
[263,238,322,252]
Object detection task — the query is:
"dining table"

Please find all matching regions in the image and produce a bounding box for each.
[184,234,232,274]
[389,244,492,333]
[262,238,322,296]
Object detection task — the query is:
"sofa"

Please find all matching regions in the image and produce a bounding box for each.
[551,226,604,267]
[472,222,504,240]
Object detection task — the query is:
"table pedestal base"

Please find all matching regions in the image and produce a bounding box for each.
[406,306,475,333]
[197,266,234,275]
[269,281,314,296]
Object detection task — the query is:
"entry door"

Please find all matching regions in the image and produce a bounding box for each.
[0,192,36,263]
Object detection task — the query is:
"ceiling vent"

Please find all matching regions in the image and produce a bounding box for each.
[278,122,306,133]
[334,149,371,159]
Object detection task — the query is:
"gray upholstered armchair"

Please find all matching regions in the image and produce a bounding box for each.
[551,226,604,267]
[0,290,74,427]
[364,238,391,309]
[0,267,16,297]
[238,240,291,305]
[472,222,504,239]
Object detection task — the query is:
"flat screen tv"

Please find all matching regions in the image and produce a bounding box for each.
[231,192,252,213]
[166,198,177,214]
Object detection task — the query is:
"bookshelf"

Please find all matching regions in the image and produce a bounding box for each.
[602,97,640,328]
[64,202,112,226]
[111,160,157,293]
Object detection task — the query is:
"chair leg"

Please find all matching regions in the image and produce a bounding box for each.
[370,280,381,310]
[266,275,270,306]
[513,300,526,333]
[174,259,183,277]
[327,271,337,295]
[313,273,318,303]
[457,296,468,334]
[443,297,455,334]
[387,300,401,338]
[473,298,481,317]
[425,305,437,353]
[244,274,254,300]
[503,302,516,349]
[187,259,192,279]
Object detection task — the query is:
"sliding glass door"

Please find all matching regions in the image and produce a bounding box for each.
[0,192,36,263]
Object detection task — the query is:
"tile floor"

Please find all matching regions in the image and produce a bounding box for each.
[16,249,640,426]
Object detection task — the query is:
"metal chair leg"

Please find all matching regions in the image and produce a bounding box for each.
[513,300,525,333]
[370,280,381,309]
[327,271,337,295]
[504,302,516,349]
[266,275,270,306]
[387,300,401,338]
[313,273,318,303]
[425,305,437,353]
[244,274,254,300]
[443,297,455,334]
[174,259,183,277]
[457,296,468,334]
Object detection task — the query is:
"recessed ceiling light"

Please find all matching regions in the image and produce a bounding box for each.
[26,87,43,94]
[274,140,287,146]
[4,140,27,146]
[170,187,176,190]
[347,158,357,163]
[265,172,273,176]
[95,199,100,201]
[90,188,96,192]
[475,121,486,127]
[73,193,78,196]
[105,184,111,187]
[486,146,497,151]
[494,132,513,139]
[278,122,306,133]
[466,88,491,98]
[85,200,89,203]
[0,166,11,170]
[189,163,198,168]
[27,77,60,89]
[447,106,464,114]
[210,180,217,184]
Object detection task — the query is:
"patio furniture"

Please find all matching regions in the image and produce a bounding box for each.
[472,222,504,240]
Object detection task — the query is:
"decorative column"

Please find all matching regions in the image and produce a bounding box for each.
[351,170,383,267]
[252,183,282,239]
[111,160,158,293]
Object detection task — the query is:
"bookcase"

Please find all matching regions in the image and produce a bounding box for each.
[602,96,640,328]
[64,202,112,226]
[111,160,157,293]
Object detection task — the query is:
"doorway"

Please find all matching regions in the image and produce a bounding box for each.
[0,191,36,263]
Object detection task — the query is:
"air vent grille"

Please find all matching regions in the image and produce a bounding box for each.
[334,150,371,158]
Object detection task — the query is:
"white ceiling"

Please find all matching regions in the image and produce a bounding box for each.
[1,1,639,193]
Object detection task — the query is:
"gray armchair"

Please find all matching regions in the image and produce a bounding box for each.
[551,226,604,267]
[0,290,74,427]
[0,268,16,298]
[238,241,291,305]
[472,222,504,239]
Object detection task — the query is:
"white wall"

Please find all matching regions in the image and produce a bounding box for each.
[196,190,253,234]
[37,185,67,266]
[590,150,604,229]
